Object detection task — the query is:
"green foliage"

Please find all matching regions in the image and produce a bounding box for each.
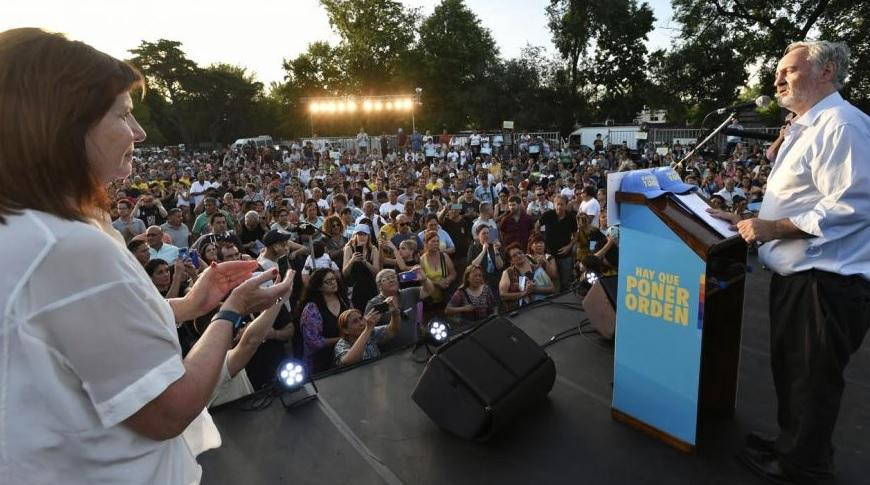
[127,40,277,145]
[123,0,868,143]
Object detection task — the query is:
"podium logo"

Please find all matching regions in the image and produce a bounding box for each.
[624,266,690,326]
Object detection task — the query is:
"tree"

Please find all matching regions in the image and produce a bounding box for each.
[414,0,500,130]
[546,0,655,122]
[319,0,418,92]
[128,40,201,143]
[669,0,867,110]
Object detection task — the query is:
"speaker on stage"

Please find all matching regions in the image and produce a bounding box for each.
[582,275,618,340]
[412,317,556,441]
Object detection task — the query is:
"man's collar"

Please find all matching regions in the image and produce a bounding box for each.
[793,91,842,127]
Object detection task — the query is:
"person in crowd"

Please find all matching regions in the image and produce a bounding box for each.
[191,197,230,238]
[499,243,556,310]
[301,240,340,285]
[577,186,601,227]
[715,177,746,208]
[302,198,324,228]
[257,229,293,272]
[334,300,398,367]
[419,230,456,305]
[574,213,607,266]
[132,191,168,227]
[0,28,292,481]
[388,213,415,248]
[322,214,348,266]
[112,199,146,242]
[342,225,381,310]
[538,195,577,290]
[145,258,192,299]
[238,210,268,257]
[365,268,434,349]
[593,210,619,270]
[197,239,220,268]
[161,207,190,248]
[127,239,151,267]
[445,265,498,322]
[416,213,455,255]
[498,195,535,250]
[526,188,554,219]
[145,225,179,263]
[300,268,349,374]
[526,232,559,285]
[467,225,504,292]
[471,202,499,243]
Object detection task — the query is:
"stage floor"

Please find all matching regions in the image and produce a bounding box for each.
[200,257,870,485]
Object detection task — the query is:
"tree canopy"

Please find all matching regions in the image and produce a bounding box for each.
[127,0,868,145]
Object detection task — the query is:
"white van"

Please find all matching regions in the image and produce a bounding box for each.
[232,135,273,150]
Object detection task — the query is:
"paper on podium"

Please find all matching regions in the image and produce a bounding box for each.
[674,193,738,238]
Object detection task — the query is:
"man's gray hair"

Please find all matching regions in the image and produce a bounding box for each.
[376,268,397,287]
[784,40,850,90]
[244,210,259,220]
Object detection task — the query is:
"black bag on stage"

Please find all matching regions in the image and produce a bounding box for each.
[411,317,556,441]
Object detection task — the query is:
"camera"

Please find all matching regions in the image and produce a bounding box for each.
[297,223,318,237]
[372,301,390,313]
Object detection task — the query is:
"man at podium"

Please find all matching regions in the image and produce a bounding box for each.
[710,40,870,484]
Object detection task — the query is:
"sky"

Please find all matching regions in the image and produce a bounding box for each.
[2,0,679,87]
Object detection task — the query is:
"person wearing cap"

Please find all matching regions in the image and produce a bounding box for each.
[708,40,870,484]
[343,224,381,311]
[257,229,292,272]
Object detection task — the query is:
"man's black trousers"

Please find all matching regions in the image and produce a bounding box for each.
[769,269,870,474]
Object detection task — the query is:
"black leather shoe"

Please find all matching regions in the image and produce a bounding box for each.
[739,448,797,485]
[746,431,778,454]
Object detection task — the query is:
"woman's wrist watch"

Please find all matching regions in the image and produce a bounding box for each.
[211,310,246,336]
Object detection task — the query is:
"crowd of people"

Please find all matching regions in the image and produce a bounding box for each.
[116,125,778,389]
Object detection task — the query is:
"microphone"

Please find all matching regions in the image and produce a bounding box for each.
[716,95,772,114]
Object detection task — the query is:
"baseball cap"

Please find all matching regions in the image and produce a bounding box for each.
[652,167,696,194]
[619,170,667,199]
[353,224,371,236]
[263,229,292,246]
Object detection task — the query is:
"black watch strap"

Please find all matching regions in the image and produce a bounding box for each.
[212,310,245,333]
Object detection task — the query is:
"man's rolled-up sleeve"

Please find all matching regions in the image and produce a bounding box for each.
[789,124,870,240]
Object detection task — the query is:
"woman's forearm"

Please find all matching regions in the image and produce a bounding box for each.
[340,329,372,366]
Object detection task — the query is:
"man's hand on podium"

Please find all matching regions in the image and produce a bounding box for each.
[706,208,741,227]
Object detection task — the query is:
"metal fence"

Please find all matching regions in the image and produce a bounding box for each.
[646,127,780,150]
[299,131,563,157]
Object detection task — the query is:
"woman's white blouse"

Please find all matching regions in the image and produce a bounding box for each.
[0,210,218,484]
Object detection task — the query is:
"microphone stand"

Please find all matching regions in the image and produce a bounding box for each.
[677,112,736,168]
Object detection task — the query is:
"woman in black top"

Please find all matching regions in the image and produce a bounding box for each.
[342,225,381,310]
[299,268,349,373]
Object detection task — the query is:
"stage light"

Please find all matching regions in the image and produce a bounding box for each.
[374,100,384,111]
[347,101,357,112]
[385,101,394,110]
[275,358,319,409]
[585,271,599,285]
[277,359,306,390]
[337,101,347,113]
[309,102,320,113]
[327,101,338,113]
[402,98,413,110]
[427,319,450,345]
[363,100,373,112]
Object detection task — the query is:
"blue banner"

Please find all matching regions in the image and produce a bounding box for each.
[612,201,705,446]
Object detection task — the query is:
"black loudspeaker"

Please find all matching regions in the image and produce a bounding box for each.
[582,275,618,340]
[411,317,556,441]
